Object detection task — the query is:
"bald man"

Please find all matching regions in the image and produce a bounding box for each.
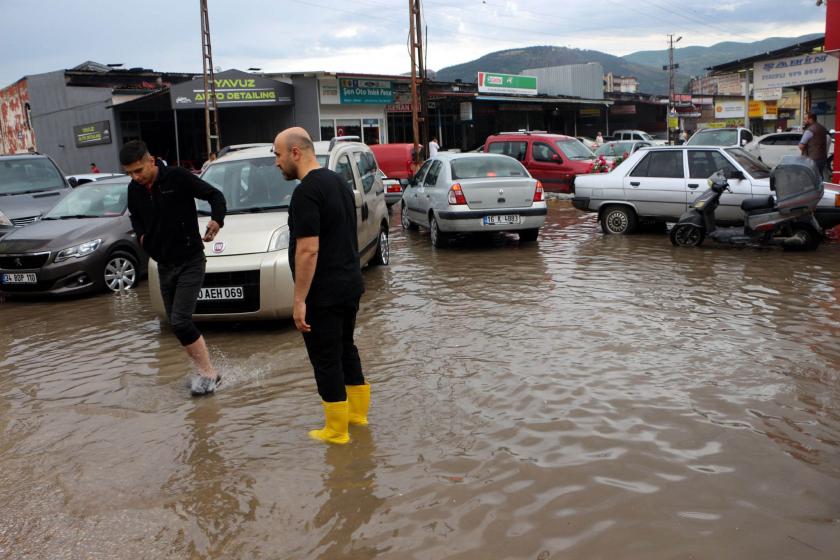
[274,128,368,445]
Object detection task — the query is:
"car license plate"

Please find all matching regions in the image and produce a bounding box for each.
[483,214,521,225]
[198,286,244,300]
[2,272,37,284]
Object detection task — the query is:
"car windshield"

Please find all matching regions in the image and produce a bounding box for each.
[44,181,130,219]
[199,157,298,214]
[686,129,737,146]
[595,142,635,157]
[555,139,594,159]
[450,156,528,179]
[725,148,771,179]
[0,158,65,195]
[639,132,655,141]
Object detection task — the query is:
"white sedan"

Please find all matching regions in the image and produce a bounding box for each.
[744,131,834,172]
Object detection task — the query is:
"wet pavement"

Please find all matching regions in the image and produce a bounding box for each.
[1,201,839,559]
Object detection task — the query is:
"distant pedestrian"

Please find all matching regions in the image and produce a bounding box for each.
[90,163,101,173]
[678,130,688,145]
[595,131,604,144]
[273,127,368,445]
[121,140,227,396]
[799,112,830,177]
[428,137,440,158]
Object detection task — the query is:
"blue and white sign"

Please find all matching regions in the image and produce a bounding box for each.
[754,53,839,90]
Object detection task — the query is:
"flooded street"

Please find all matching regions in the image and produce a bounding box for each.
[1,201,839,559]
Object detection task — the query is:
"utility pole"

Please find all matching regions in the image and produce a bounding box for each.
[200,0,221,158]
[408,0,429,167]
[664,34,681,144]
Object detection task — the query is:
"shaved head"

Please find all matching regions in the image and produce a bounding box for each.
[274,127,318,181]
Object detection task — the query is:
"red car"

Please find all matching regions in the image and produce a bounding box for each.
[484,132,595,193]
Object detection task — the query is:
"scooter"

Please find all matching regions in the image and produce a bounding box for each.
[670,155,824,251]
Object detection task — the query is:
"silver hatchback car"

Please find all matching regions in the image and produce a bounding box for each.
[400,153,547,246]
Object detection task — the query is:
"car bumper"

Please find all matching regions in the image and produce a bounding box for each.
[149,250,295,321]
[385,192,403,207]
[436,206,547,233]
[0,253,108,296]
[571,197,591,211]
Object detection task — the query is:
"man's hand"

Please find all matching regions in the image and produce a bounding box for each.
[203,219,221,242]
[293,301,311,332]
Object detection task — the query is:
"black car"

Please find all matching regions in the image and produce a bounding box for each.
[0,177,147,296]
[0,153,73,239]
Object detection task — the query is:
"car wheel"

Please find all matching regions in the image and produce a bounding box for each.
[429,214,449,248]
[370,226,390,266]
[670,224,705,247]
[518,228,539,242]
[784,225,821,252]
[104,251,138,292]
[401,204,417,230]
[600,205,638,234]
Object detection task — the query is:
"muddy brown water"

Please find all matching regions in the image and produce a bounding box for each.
[1,202,839,559]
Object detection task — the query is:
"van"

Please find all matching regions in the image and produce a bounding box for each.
[483,131,595,193]
[369,143,418,180]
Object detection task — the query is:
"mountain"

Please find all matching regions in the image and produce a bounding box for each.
[622,33,822,80]
[433,34,822,95]
[434,45,683,95]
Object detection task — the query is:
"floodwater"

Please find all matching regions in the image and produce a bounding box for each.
[1,201,839,559]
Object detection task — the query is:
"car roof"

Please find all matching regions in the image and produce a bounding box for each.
[487,132,575,140]
[206,140,371,167]
[0,153,51,160]
[434,152,519,161]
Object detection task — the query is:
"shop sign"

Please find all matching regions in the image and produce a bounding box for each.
[811,99,837,115]
[667,116,679,129]
[386,103,412,113]
[170,69,293,109]
[320,80,340,104]
[754,87,782,101]
[610,104,636,115]
[578,107,601,118]
[73,121,112,147]
[748,100,778,119]
[754,53,839,89]
[714,100,745,119]
[477,72,537,96]
[691,96,714,106]
[339,79,394,104]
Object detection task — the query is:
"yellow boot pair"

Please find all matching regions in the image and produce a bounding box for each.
[309,384,370,445]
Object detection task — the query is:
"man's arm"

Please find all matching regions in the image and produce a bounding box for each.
[293,236,319,333]
[799,130,814,155]
[126,187,146,246]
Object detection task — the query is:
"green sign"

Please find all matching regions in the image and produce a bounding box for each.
[339,78,394,104]
[73,121,112,147]
[477,72,538,96]
[170,69,293,109]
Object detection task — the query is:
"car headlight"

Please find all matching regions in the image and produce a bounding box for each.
[55,239,102,262]
[0,210,11,226]
[268,227,290,251]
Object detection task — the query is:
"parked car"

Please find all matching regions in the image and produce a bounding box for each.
[401,152,547,247]
[0,177,147,296]
[744,131,834,171]
[66,172,125,186]
[483,131,595,193]
[593,140,652,164]
[577,136,600,151]
[0,153,74,239]
[572,146,840,234]
[685,127,754,148]
[147,140,389,321]
[369,143,417,180]
[378,170,403,207]
[612,130,667,145]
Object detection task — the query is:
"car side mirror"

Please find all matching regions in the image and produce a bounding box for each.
[68,177,78,188]
[741,139,748,146]
[353,190,363,208]
[727,170,745,181]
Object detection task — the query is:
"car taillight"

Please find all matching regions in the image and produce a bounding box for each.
[533,180,544,202]
[387,184,402,193]
[448,183,467,205]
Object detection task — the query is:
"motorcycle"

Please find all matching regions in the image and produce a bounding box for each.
[670,155,824,251]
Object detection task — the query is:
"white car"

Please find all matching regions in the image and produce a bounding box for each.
[612,129,667,145]
[572,146,840,234]
[401,152,547,246]
[148,140,389,321]
[744,131,834,172]
[66,173,125,186]
[685,127,754,148]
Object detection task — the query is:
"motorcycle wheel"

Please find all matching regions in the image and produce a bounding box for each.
[783,225,821,252]
[670,224,705,247]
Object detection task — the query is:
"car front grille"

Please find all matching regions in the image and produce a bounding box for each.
[195,270,261,314]
[0,252,50,269]
[11,216,39,227]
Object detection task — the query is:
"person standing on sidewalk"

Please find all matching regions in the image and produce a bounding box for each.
[273,127,368,445]
[121,140,227,396]
[799,112,830,177]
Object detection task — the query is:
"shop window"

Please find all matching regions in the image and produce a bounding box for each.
[336,119,361,140]
[320,119,335,141]
[363,118,381,145]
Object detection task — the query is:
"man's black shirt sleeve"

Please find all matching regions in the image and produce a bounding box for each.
[176,167,227,227]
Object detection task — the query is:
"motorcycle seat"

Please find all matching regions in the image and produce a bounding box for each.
[741,196,775,212]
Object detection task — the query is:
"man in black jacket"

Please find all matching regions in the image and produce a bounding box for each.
[122,140,227,396]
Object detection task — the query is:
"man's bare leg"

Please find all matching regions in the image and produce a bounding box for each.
[185,336,218,379]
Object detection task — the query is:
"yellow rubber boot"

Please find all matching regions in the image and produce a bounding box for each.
[309,400,350,444]
[346,383,370,425]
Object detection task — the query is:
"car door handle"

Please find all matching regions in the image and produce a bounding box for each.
[688,183,699,189]
[630,181,640,187]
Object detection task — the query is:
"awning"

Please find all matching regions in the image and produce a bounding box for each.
[475,95,612,106]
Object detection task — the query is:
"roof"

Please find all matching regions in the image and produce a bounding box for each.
[707,36,825,73]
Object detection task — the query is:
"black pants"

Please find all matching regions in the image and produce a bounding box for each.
[158,252,205,346]
[302,298,365,402]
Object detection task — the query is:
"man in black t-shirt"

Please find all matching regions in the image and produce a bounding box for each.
[274,127,367,445]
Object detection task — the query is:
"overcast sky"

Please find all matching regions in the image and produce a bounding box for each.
[0,0,827,88]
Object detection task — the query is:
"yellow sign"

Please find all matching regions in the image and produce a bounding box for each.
[749,100,778,119]
[668,116,679,129]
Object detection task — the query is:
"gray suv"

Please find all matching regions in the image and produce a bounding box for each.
[0,153,72,239]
